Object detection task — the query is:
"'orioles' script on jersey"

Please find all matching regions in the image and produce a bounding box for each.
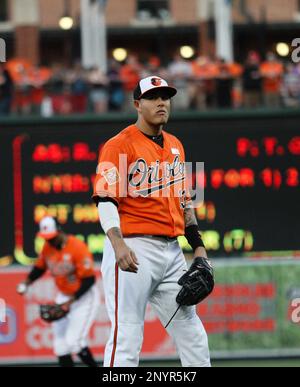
[93,125,191,237]
[35,235,95,295]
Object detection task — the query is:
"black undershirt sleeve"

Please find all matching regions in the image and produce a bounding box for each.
[93,196,119,208]
[184,225,205,252]
[74,276,95,300]
[28,266,46,283]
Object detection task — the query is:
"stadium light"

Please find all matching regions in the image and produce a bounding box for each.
[276,42,289,57]
[59,16,74,30]
[180,46,195,59]
[59,0,74,30]
[112,48,128,62]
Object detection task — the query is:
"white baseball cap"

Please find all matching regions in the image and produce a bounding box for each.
[133,76,177,100]
[37,216,59,240]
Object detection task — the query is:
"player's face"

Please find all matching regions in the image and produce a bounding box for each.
[136,90,171,126]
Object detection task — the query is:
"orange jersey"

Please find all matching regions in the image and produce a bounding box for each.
[260,62,283,92]
[120,65,140,91]
[93,125,190,237]
[35,235,95,295]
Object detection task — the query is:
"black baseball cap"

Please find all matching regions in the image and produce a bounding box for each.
[133,76,177,100]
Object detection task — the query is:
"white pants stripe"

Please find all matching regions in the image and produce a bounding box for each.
[101,236,211,367]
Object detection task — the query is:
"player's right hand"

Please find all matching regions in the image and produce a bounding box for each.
[114,242,139,273]
[16,282,28,295]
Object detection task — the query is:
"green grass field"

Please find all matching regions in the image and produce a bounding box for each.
[213,358,300,367]
[140,358,300,367]
[2,358,299,367]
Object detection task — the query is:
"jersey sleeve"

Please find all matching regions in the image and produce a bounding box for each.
[73,241,95,279]
[93,143,128,206]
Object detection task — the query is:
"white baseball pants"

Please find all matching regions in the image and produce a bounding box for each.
[52,284,99,356]
[101,236,211,367]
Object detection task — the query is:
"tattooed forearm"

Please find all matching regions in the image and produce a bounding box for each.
[107,227,124,250]
[184,207,198,227]
[107,227,123,240]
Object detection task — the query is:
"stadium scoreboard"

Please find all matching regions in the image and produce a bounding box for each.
[0,112,299,265]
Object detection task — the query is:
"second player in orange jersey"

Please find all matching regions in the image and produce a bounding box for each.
[17,216,99,367]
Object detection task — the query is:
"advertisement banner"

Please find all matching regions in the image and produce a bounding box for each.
[1,260,300,364]
[0,267,174,364]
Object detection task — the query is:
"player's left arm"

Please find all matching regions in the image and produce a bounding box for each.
[184,205,208,260]
[63,245,96,310]
[74,246,95,297]
[59,275,95,312]
[180,140,208,260]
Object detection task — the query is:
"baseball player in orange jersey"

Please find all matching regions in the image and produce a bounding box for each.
[17,216,99,367]
[93,76,211,367]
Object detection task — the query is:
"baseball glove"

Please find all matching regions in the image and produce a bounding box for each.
[176,257,214,306]
[40,304,68,323]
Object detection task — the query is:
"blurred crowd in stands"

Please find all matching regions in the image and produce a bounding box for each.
[1,50,300,117]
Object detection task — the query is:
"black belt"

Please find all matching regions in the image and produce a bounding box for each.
[124,234,177,242]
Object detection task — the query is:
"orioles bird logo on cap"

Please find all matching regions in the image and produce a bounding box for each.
[151,77,162,86]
